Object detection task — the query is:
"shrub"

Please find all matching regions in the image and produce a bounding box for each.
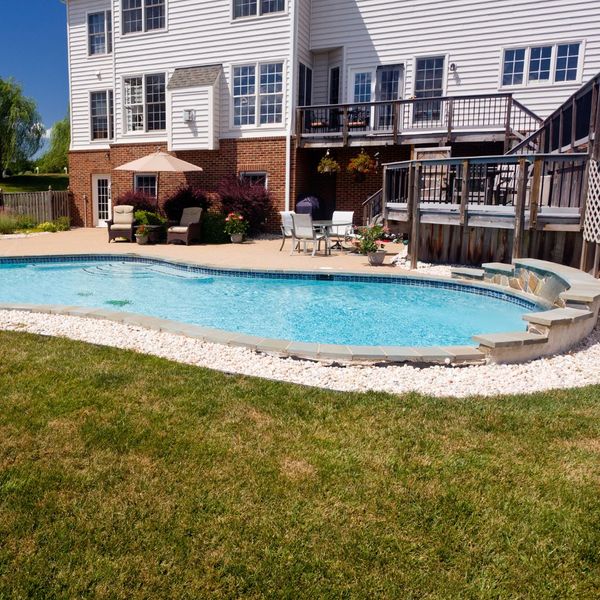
[54,216,71,231]
[114,191,158,214]
[217,176,272,235]
[0,212,38,234]
[163,186,211,221]
[223,212,249,236]
[38,221,58,232]
[134,210,167,227]
[201,212,229,244]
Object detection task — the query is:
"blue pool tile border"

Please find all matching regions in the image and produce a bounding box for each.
[0,253,541,312]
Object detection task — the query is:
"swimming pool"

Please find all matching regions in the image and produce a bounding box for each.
[0,255,541,348]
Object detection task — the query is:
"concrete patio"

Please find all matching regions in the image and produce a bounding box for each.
[0,228,403,274]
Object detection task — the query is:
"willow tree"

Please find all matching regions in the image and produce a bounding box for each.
[0,78,44,175]
[37,116,70,173]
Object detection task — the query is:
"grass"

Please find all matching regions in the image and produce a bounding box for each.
[0,331,599,598]
[0,174,69,193]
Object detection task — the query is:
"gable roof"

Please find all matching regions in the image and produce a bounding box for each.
[167,65,222,90]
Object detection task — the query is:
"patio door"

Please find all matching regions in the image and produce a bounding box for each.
[348,68,377,131]
[92,174,112,227]
[375,64,404,130]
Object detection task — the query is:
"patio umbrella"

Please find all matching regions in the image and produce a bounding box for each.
[115,150,203,204]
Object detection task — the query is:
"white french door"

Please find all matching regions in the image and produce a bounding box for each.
[348,68,377,132]
[92,175,112,227]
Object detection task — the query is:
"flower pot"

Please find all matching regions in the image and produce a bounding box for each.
[230,233,244,244]
[367,250,386,266]
[135,234,149,245]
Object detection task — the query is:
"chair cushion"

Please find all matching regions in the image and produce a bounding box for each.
[110,224,133,231]
[168,226,189,234]
[113,205,134,225]
[180,207,203,227]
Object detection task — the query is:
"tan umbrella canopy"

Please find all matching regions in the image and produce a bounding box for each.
[115,150,203,173]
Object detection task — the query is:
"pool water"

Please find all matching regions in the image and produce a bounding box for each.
[0,260,535,347]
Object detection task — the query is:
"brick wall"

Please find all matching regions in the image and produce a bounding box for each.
[68,137,288,230]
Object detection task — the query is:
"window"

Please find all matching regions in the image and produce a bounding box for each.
[529,46,552,82]
[502,48,525,86]
[233,62,284,126]
[556,43,580,82]
[353,72,372,103]
[135,174,157,197]
[90,90,114,140]
[88,11,112,55]
[124,73,165,132]
[502,43,582,87]
[233,0,285,19]
[298,63,312,107]
[240,171,267,188]
[123,0,165,34]
[414,56,445,121]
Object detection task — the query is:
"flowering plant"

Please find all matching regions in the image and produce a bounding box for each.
[355,224,399,254]
[136,224,149,236]
[347,149,377,177]
[223,212,249,236]
[317,154,341,174]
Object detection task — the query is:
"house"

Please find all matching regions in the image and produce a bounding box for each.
[66,0,600,229]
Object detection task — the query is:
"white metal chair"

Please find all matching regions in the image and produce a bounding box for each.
[291,213,329,257]
[279,211,295,251]
[330,211,356,249]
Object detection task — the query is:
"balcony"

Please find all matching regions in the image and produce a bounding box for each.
[296,94,542,150]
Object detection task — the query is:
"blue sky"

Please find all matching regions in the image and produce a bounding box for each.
[0,1,69,130]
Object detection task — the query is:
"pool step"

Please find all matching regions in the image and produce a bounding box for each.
[472,331,548,349]
[450,267,485,281]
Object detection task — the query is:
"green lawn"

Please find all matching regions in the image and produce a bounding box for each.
[0,174,69,193]
[0,331,599,598]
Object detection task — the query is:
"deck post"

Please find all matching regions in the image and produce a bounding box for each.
[295,108,303,147]
[529,157,543,230]
[459,160,470,263]
[392,101,400,143]
[409,163,422,270]
[512,158,528,260]
[446,98,454,145]
[504,96,513,153]
[342,106,349,147]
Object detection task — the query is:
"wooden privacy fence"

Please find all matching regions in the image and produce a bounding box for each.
[0,189,70,222]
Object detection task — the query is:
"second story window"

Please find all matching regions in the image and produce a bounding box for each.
[123,0,165,34]
[502,43,582,87]
[88,11,112,55]
[90,90,114,140]
[124,73,166,133]
[233,62,283,126]
[233,0,285,19]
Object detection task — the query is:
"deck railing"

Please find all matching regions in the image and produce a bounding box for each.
[383,153,589,266]
[297,93,541,148]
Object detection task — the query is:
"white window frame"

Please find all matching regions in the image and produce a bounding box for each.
[87,10,112,57]
[122,0,167,36]
[411,54,448,98]
[240,171,268,188]
[89,89,114,142]
[231,61,286,129]
[134,173,158,198]
[122,72,167,134]
[231,0,286,21]
[499,41,585,89]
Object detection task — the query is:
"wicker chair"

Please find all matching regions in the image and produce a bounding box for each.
[167,207,203,245]
[107,205,135,242]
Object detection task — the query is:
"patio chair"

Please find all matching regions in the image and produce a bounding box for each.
[167,207,203,245]
[291,213,329,257]
[330,211,356,249]
[279,211,296,251]
[107,205,135,242]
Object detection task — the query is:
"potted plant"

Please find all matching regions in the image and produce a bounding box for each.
[224,212,249,243]
[347,149,377,181]
[317,153,341,175]
[135,210,167,243]
[356,223,388,266]
[135,224,149,245]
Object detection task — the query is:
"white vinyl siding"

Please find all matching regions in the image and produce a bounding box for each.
[170,86,219,151]
[309,0,600,119]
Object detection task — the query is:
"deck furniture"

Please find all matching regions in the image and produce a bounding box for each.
[291,214,330,256]
[279,211,296,251]
[167,207,203,245]
[329,211,356,249]
[107,205,135,242]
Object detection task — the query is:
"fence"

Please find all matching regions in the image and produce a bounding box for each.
[0,189,70,222]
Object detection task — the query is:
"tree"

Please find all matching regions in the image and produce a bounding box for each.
[37,116,70,174]
[0,78,44,176]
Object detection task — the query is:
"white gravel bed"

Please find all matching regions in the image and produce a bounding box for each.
[1,309,599,398]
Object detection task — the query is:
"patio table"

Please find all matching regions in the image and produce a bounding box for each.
[313,220,354,251]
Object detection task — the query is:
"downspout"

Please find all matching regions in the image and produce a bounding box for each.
[286,0,300,212]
